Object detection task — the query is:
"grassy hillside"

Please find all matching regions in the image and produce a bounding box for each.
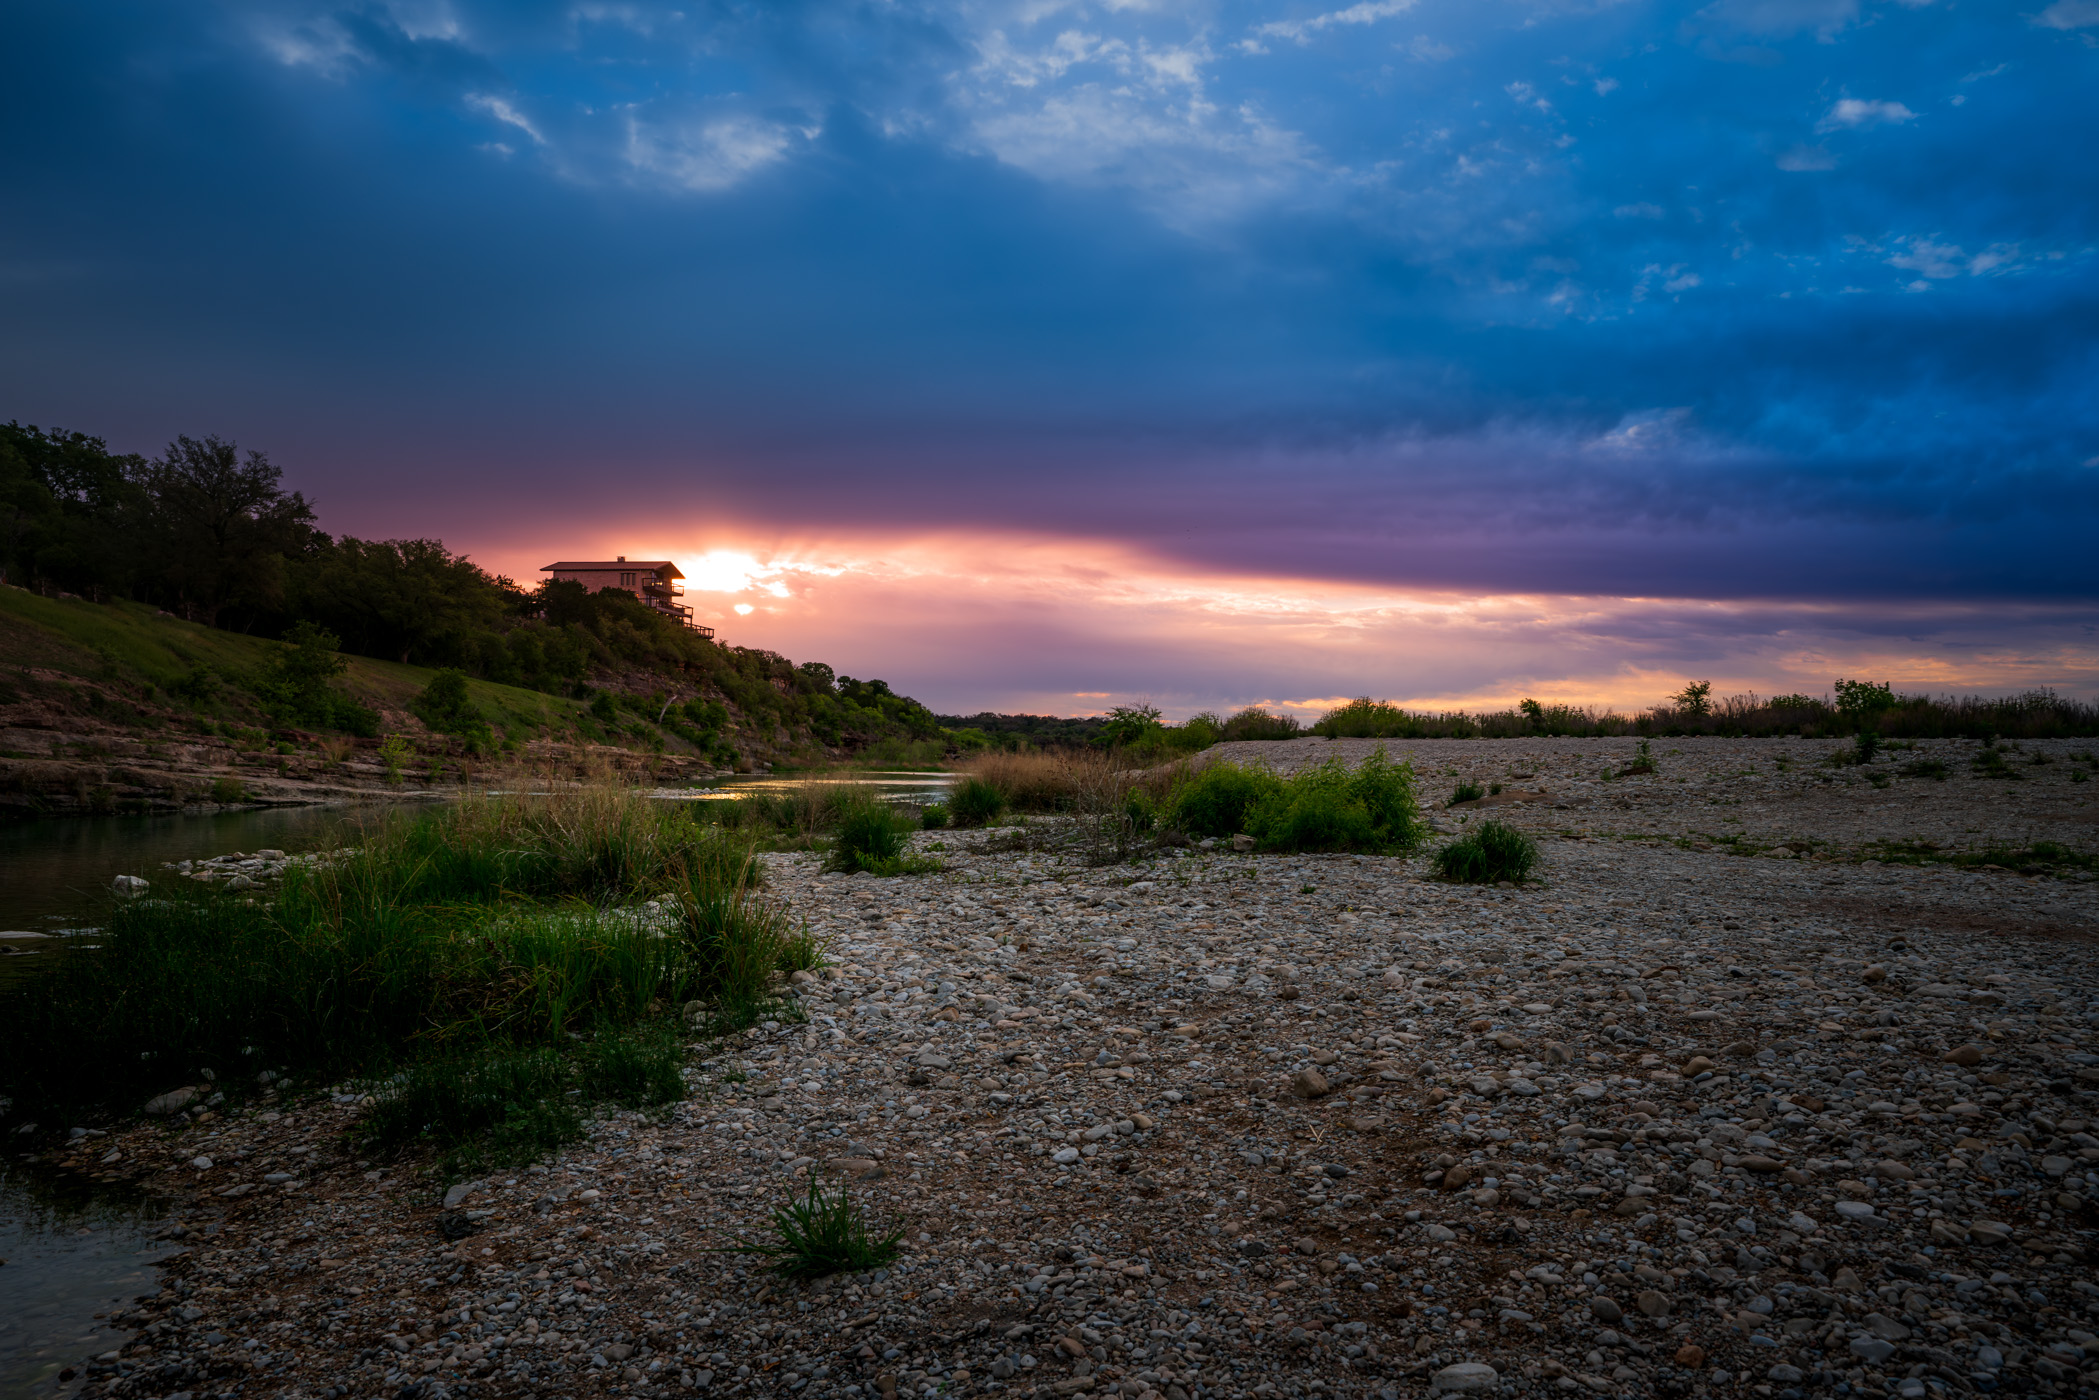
[0,586,607,748]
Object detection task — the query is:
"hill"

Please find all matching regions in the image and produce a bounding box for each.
[0,587,941,818]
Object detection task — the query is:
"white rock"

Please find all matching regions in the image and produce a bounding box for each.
[1430,1362,1500,1393]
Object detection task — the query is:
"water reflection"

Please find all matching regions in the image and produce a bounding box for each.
[0,1161,172,1400]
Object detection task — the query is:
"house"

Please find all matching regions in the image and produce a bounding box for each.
[539,556,714,637]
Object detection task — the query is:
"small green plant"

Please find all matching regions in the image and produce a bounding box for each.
[1900,758,1950,780]
[1432,819,1540,884]
[1972,748,2024,781]
[1854,731,1880,764]
[209,775,246,804]
[2073,769,2090,783]
[729,1168,903,1279]
[377,733,413,785]
[1488,781,1504,796]
[920,802,950,830]
[580,1022,687,1109]
[1619,740,1657,777]
[827,797,912,873]
[1448,781,1485,807]
[948,777,1007,827]
[169,665,221,706]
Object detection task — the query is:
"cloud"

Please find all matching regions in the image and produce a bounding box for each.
[1614,202,1665,218]
[1885,236,2024,279]
[1775,143,1838,170]
[2033,0,2099,27]
[466,94,544,145]
[622,113,814,193]
[1819,98,1918,129]
[1254,0,1419,44]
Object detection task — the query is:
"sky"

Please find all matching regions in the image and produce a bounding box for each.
[4,0,2096,717]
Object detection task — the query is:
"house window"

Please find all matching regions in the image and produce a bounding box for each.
[620,572,637,588]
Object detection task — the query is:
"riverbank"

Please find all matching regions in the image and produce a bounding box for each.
[19,739,2096,1400]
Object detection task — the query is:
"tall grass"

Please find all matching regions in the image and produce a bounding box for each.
[0,787,808,1157]
[1432,819,1540,884]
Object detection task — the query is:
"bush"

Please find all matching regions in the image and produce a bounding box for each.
[1171,762,1283,839]
[920,802,950,830]
[358,1046,585,1171]
[1219,707,1302,741]
[826,793,913,873]
[1448,781,1484,807]
[581,1022,687,1108]
[413,668,494,751]
[948,776,1007,826]
[248,622,379,736]
[1432,819,1540,884]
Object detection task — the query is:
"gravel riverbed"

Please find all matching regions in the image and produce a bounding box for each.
[36,737,2099,1400]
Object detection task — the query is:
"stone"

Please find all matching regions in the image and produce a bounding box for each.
[1722,1041,1756,1057]
[1054,1147,1081,1164]
[1422,1223,1457,1243]
[1429,1362,1500,1394]
[1873,1159,1915,1180]
[112,874,149,894]
[1590,1297,1623,1324]
[1767,1364,1803,1384]
[1636,1290,1671,1317]
[1968,1220,2012,1245]
[1293,1068,1331,1099]
[190,1155,213,1170]
[1862,1313,1911,1341]
[1673,1344,1705,1368]
[442,1180,484,1209]
[1848,1337,1896,1365]
[142,1087,197,1117]
[1681,1056,1715,1076]
[1942,1044,1985,1066]
[1739,1155,1783,1173]
[1834,1201,1876,1220]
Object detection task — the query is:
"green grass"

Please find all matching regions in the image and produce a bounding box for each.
[948,776,1007,827]
[0,787,813,1163]
[727,1168,904,1279]
[1447,781,1484,806]
[1432,819,1541,883]
[1169,747,1426,854]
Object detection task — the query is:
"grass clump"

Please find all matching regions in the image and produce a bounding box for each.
[729,1169,903,1279]
[1900,757,1951,780]
[1170,747,1425,854]
[358,1047,586,1172]
[920,802,950,829]
[948,776,1007,827]
[1447,781,1485,807]
[1432,819,1541,884]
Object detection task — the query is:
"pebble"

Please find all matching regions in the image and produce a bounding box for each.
[42,739,2099,1400]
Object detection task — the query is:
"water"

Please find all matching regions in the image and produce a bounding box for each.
[675,769,955,806]
[0,1162,173,1399]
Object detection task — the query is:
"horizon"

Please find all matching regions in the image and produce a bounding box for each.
[6,0,2096,716]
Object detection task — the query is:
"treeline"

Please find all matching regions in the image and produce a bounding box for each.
[0,422,943,749]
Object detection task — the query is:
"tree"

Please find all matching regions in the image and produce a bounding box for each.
[1095,702,1165,748]
[0,421,145,596]
[248,622,378,735]
[1672,680,1713,718]
[134,435,316,625]
[1834,679,1895,718]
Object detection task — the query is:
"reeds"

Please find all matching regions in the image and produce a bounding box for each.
[0,786,811,1164]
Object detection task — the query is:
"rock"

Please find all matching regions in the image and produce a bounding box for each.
[1673,1344,1705,1368]
[1681,1056,1715,1076]
[1873,1159,1915,1180]
[190,1156,213,1170]
[443,1180,484,1209]
[1848,1337,1897,1365]
[1968,1220,2012,1245]
[142,1087,197,1117]
[1636,1290,1671,1317]
[1942,1044,1985,1066]
[1767,1364,1803,1384]
[112,874,149,894]
[1053,1147,1081,1164]
[1832,1267,1863,1291]
[1721,1041,1755,1057]
[1293,1068,1331,1099]
[1834,1201,1876,1220]
[1862,1313,1911,1341]
[1739,1155,1782,1173]
[1429,1362,1500,1393]
[1444,1162,1475,1190]
[1422,1223,1457,1242]
[1862,964,1887,983]
[1589,1296,1623,1324]
[1490,1031,1523,1050]
[1230,834,1254,852]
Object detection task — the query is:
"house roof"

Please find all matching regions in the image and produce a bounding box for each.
[540,560,684,579]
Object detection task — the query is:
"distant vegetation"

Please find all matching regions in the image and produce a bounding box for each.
[2,420,944,762]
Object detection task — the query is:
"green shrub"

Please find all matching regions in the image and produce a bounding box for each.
[1171,762,1284,838]
[1900,758,1950,780]
[209,775,246,804]
[1242,748,1424,854]
[1432,819,1540,884]
[1448,781,1484,807]
[1219,707,1301,741]
[920,802,950,830]
[248,622,379,736]
[948,776,1007,827]
[413,668,494,751]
